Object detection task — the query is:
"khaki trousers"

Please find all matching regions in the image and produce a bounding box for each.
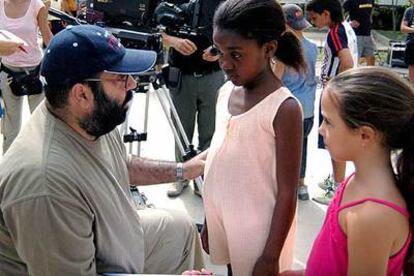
[138,208,204,274]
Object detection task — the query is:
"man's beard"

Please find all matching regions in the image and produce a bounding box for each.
[79,83,133,139]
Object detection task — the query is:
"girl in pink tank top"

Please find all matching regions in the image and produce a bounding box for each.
[281,67,414,276]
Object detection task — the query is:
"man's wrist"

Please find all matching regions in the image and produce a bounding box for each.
[176,162,185,181]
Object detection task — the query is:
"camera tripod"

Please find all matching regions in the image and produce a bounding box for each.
[121,68,204,205]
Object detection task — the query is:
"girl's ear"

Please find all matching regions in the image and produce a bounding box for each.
[359,125,380,147]
[265,41,277,59]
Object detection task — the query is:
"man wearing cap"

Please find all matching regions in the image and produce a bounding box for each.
[0,24,205,275]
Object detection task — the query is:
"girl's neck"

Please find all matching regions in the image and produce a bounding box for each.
[243,68,281,96]
[5,0,30,18]
[352,147,395,189]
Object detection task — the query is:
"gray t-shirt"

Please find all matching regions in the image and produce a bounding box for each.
[0,102,145,275]
[404,6,414,42]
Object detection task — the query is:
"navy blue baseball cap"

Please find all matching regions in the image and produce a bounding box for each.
[41,24,157,87]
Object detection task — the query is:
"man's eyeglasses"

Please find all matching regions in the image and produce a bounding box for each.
[84,75,139,89]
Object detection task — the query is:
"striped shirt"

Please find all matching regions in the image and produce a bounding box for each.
[321,21,358,86]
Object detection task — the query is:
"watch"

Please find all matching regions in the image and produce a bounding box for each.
[176,162,184,181]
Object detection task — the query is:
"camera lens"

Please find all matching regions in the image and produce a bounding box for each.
[209,46,220,56]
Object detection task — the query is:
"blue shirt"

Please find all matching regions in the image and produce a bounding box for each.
[282,37,318,119]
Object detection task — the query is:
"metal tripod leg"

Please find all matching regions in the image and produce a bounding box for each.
[121,86,151,157]
[152,84,204,194]
[121,72,204,194]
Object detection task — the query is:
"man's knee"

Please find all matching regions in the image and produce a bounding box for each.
[165,209,197,239]
[140,209,197,240]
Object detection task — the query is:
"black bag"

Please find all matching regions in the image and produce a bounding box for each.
[1,64,42,97]
[161,65,182,89]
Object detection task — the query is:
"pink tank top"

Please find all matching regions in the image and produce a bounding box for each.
[306,174,412,276]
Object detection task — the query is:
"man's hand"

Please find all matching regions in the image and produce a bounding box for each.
[202,46,219,62]
[252,255,279,276]
[350,20,360,28]
[183,150,208,180]
[171,36,197,56]
[161,32,197,56]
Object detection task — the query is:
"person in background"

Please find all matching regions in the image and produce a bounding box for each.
[202,0,305,275]
[401,0,414,85]
[273,4,318,201]
[306,0,358,205]
[0,0,53,154]
[61,0,76,16]
[161,0,225,198]
[343,0,376,66]
[0,24,205,275]
[280,66,414,276]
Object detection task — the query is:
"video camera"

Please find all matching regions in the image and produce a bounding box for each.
[85,0,203,37]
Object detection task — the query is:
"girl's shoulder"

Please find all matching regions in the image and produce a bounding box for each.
[217,81,233,101]
[340,193,409,240]
[342,198,410,255]
[33,0,45,12]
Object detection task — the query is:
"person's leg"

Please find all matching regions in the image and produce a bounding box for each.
[332,159,346,184]
[357,36,364,65]
[139,208,204,274]
[298,117,314,201]
[404,41,414,85]
[196,70,225,152]
[0,71,23,154]
[365,55,375,66]
[168,74,197,197]
[227,264,233,276]
[364,35,376,66]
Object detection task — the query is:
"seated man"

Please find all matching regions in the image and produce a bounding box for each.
[0,24,205,275]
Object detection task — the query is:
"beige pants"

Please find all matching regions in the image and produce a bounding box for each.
[0,67,44,154]
[138,208,204,274]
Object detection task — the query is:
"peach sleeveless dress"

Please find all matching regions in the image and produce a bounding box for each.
[203,82,298,276]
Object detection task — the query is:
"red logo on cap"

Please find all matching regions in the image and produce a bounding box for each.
[295,10,303,19]
[108,34,120,50]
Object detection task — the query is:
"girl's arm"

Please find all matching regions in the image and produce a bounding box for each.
[37,6,53,46]
[345,204,400,275]
[252,98,302,275]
